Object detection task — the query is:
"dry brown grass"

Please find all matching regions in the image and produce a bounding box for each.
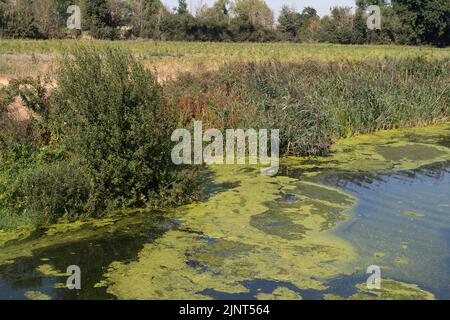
[1,40,449,84]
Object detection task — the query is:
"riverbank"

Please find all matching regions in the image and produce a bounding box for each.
[1,48,449,230]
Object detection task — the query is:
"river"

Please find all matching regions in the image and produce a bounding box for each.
[0,123,449,300]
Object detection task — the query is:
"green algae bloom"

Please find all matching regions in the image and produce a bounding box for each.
[283,122,450,176]
[36,264,69,277]
[402,211,425,218]
[0,227,35,247]
[325,279,435,300]
[24,291,52,300]
[0,212,163,265]
[103,123,450,300]
[1,122,449,300]
[256,287,302,300]
[103,165,358,299]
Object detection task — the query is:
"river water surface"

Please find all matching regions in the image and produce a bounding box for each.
[0,123,449,300]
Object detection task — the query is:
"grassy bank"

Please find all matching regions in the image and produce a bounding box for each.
[0,44,449,230]
[166,57,449,155]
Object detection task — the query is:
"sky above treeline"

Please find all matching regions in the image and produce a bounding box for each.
[162,0,357,17]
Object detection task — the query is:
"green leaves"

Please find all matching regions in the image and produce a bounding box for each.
[392,0,450,46]
[0,46,202,229]
[52,47,180,209]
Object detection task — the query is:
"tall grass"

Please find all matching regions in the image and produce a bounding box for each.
[165,57,449,155]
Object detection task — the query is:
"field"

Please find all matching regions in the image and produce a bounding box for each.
[1,40,450,83]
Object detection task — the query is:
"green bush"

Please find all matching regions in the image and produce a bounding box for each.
[0,145,71,227]
[52,47,199,210]
[15,161,93,224]
[0,47,202,229]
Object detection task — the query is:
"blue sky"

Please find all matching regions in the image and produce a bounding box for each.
[162,0,357,17]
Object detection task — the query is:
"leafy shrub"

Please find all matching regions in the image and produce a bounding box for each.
[0,145,69,227]
[52,47,199,210]
[15,161,93,224]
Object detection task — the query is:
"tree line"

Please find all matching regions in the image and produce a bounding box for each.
[0,0,449,46]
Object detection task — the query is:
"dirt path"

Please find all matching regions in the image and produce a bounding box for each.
[0,77,9,86]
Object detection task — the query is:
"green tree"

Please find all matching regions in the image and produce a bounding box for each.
[84,0,116,38]
[160,0,197,41]
[392,0,450,46]
[3,0,38,38]
[0,0,8,37]
[199,0,230,21]
[302,6,318,20]
[177,0,188,15]
[195,0,233,41]
[34,0,62,38]
[321,7,357,44]
[356,0,389,10]
[229,0,275,41]
[232,0,274,29]
[278,6,302,40]
[132,0,166,38]
[107,0,128,28]
[296,7,319,42]
[213,0,230,16]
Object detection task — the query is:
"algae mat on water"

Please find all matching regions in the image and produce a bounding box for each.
[103,123,450,300]
[283,122,450,177]
[324,279,435,300]
[1,123,448,300]
[103,167,358,299]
